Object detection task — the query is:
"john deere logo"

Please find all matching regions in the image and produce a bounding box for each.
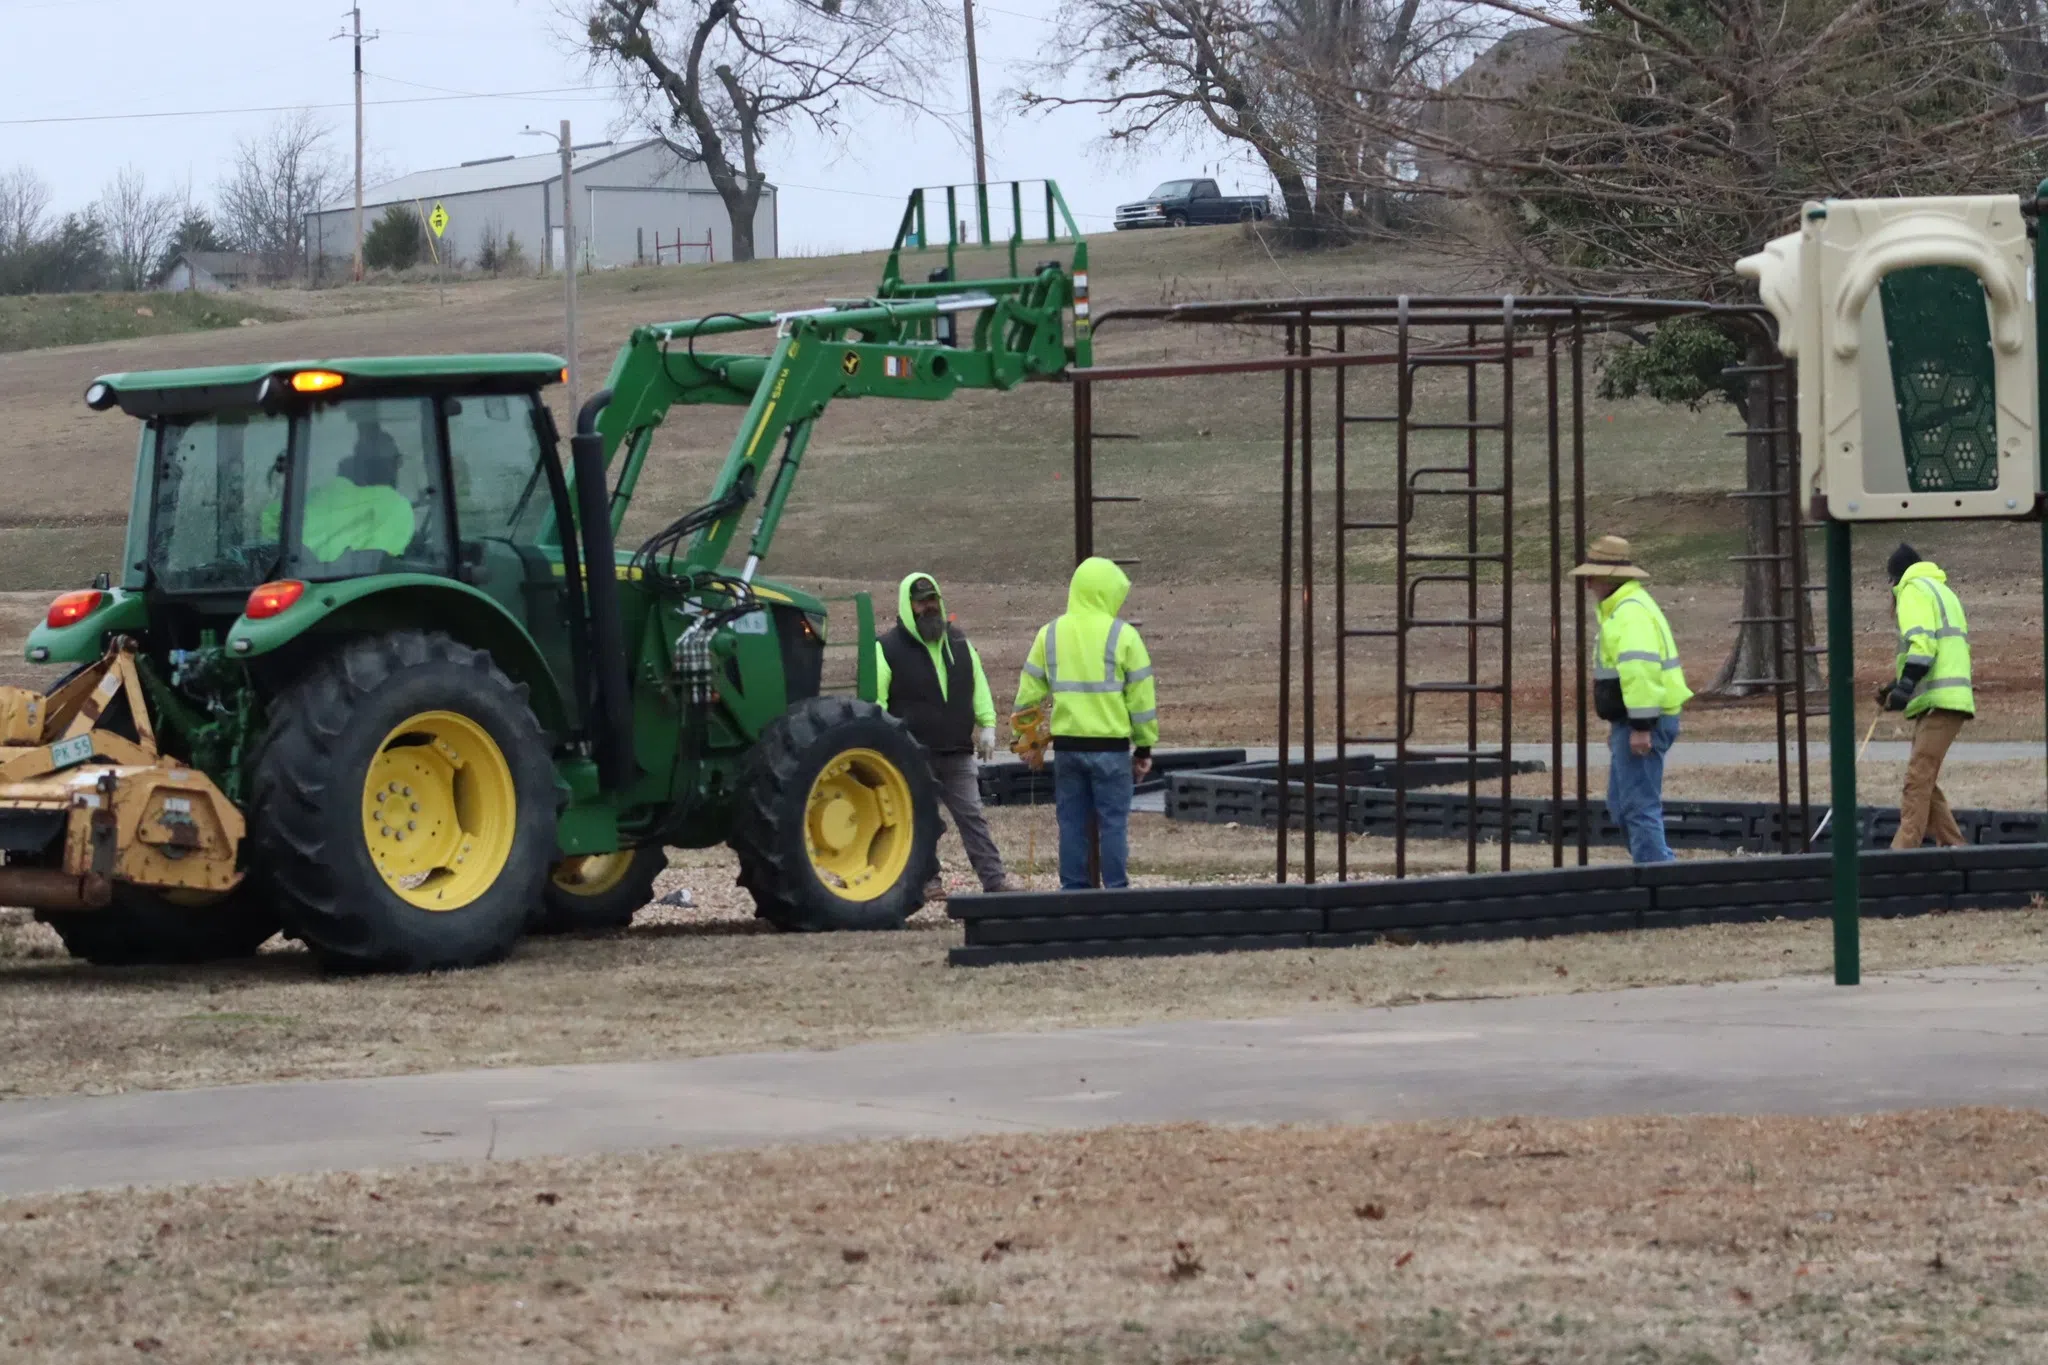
[842,351,861,376]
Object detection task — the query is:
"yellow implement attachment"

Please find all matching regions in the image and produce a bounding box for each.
[0,644,242,909]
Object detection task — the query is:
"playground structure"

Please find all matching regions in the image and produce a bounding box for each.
[1074,296,1815,878]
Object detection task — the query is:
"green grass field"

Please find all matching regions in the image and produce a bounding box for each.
[0,290,288,353]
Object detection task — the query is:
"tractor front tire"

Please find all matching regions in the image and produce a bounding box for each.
[39,886,280,967]
[249,631,555,974]
[533,845,667,934]
[730,697,939,932]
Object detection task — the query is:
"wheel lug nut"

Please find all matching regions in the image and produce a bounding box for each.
[407,820,417,831]
[410,802,420,813]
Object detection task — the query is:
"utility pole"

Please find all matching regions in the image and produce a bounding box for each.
[962,0,987,189]
[333,6,377,281]
[524,120,581,417]
[560,120,579,419]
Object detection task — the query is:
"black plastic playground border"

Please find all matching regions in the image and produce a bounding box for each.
[1164,768,2048,852]
[946,843,2048,966]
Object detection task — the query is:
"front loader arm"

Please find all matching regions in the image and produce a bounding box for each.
[585,271,1081,577]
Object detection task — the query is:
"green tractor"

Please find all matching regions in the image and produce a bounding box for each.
[0,182,1091,972]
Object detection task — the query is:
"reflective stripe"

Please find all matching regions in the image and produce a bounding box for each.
[1044,615,1124,694]
[1662,659,1682,670]
[1105,618,1125,681]
[1127,708,1158,724]
[1913,675,1972,696]
[1626,705,1663,718]
[1901,653,1936,668]
[1592,667,1621,680]
[1615,650,1663,664]
[1125,665,1154,685]
[1021,661,1047,681]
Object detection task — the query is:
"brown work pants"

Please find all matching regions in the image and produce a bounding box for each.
[1891,708,1969,849]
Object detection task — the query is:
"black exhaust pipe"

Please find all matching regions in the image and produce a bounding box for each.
[571,389,635,792]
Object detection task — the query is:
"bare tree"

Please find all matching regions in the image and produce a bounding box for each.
[216,109,343,279]
[1329,0,2047,693]
[582,0,950,263]
[1018,0,1494,237]
[0,164,53,256]
[96,166,184,291]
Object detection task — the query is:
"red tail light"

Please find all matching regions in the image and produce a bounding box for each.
[245,580,307,619]
[45,590,105,629]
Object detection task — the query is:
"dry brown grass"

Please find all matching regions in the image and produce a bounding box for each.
[5,1110,2047,1363]
[4,806,2046,1100]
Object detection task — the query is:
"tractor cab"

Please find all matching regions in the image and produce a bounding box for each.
[81,357,568,607]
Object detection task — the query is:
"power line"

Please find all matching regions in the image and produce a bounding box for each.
[0,84,614,128]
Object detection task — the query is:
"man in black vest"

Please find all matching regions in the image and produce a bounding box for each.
[876,573,1019,896]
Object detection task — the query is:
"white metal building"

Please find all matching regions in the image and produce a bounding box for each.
[303,139,777,276]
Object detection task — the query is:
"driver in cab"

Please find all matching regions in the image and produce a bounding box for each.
[260,410,419,562]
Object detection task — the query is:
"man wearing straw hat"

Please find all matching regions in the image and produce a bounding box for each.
[1570,536,1693,863]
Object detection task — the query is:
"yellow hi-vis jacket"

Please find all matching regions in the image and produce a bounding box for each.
[1014,557,1159,752]
[1596,580,1692,722]
[1892,561,1974,719]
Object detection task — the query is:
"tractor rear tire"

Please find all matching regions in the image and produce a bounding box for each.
[248,630,555,974]
[533,845,667,933]
[730,697,939,932]
[39,886,280,966]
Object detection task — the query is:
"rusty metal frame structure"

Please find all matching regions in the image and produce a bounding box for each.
[1075,295,1812,880]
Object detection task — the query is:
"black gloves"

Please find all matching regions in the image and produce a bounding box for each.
[1877,679,1914,712]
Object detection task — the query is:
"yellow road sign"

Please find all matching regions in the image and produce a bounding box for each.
[428,203,449,239]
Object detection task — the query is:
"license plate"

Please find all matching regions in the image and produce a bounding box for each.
[49,735,93,770]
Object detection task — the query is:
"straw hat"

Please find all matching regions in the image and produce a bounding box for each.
[1568,534,1649,581]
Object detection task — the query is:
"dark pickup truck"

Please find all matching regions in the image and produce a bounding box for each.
[1114,178,1270,229]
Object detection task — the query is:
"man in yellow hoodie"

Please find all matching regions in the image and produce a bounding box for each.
[1878,543,1973,848]
[1014,557,1159,889]
[875,573,1018,896]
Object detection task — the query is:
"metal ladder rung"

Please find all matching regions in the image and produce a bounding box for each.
[1390,746,1511,759]
[1409,486,1507,497]
[1090,432,1143,441]
[1406,551,1504,563]
[1404,682,1504,695]
[1729,614,1797,625]
[1091,494,1142,504]
[1405,421,1506,432]
[1409,617,1505,629]
[1344,520,1400,531]
[1725,427,1791,437]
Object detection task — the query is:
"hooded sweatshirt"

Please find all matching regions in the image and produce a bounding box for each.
[874,572,996,754]
[1014,557,1158,755]
[1892,561,1973,719]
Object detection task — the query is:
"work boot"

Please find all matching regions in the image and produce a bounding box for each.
[923,877,946,902]
[983,876,1028,894]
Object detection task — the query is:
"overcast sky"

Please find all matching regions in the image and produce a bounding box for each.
[2,0,1272,255]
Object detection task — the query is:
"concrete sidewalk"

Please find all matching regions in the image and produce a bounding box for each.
[3,963,2044,1196]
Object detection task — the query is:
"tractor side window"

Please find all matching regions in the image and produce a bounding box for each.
[446,392,548,544]
[150,410,289,592]
[286,396,451,580]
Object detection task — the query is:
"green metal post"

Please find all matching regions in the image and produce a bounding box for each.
[1827,517,1860,985]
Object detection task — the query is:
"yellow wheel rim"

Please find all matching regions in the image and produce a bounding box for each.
[359,710,517,911]
[551,850,639,897]
[804,747,914,902]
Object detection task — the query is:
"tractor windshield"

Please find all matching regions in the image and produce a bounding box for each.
[148,409,290,592]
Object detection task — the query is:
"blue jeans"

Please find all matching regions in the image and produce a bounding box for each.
[1054,748,1133,889]
[1607,715,1680,864]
